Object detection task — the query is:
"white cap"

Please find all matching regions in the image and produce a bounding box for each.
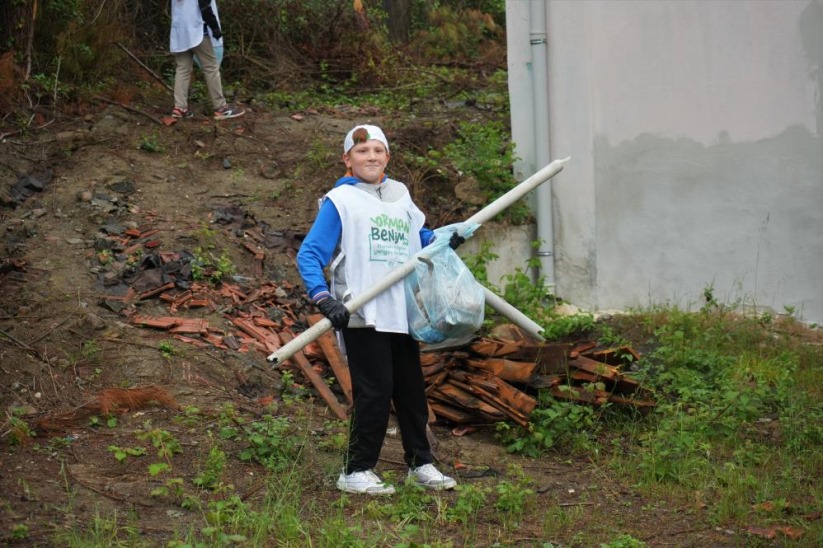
[343,124,389,154]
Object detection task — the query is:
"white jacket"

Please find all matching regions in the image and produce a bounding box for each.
[170,0,222,53]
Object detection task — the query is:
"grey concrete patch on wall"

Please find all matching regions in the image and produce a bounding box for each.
[458,224,537,293]
[593,127,823,322]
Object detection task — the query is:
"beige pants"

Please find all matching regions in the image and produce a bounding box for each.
[173,36,226,111]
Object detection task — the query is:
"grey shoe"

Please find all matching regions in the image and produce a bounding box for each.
[407,463,457,490]
[214,104,246,120]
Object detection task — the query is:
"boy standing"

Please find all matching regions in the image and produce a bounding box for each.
[169,0,244,120]
[297,125,459,495]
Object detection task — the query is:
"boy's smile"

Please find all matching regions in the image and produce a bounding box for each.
[344,141,390,184]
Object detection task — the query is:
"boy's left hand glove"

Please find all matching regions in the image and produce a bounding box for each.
[448,231,465,250]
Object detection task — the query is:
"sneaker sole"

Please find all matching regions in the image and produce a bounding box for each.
[411,479,457,490]
[214,112,245,121]
[336,481,395,495]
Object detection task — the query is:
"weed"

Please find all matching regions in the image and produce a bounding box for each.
[53,508,139,546]
[494,475,536,527]
[317,419,348,453]
[135,425,182,461]
[462,239,499,292]
[6,413,34,446]
[601,533,646,547]
[11,523,29,539]
[148,462,171,476]
[193,444,226,490]
[138,132,163,153]
[81,339,102,362]
[233,415,303,472]
[158,340,175,358]
[191,246,235,284]
[281,369,310,403]
[107,444,146,463]
[385,484,435,524]
[306,138,333,168]
[174,405,202,427]
[441,120,525,223]
[150,477,185,500]
[542,503,583,538]
[496,396,597,456]
[445,483,490,524]
[192,224,219,249]
[465,241,595,339]
[97,249,113,266]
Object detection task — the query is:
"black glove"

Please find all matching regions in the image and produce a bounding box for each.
[448,231,465,250]
[317,298,350,329]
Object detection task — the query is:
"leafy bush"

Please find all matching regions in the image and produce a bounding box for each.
[496,397,596,456]
[442,120,524,221]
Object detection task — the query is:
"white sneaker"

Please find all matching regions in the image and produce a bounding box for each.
[407,463,457,490]
[337,470,395,495]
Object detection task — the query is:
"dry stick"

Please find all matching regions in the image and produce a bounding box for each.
[0,328,44,360]
[24,0,37,81]
[114,42,173,93]
[52,55,61,112]
[28,316,73,346]
[92,96,164,126]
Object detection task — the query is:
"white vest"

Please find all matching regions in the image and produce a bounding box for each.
[326,183,425,334]
[170,0,222,53]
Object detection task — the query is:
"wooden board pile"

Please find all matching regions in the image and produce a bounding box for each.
[419,326,656,426]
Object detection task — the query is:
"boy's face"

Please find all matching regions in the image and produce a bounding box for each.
[343,140,389,184]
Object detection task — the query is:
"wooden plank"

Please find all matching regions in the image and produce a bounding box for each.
[230,317,280,354]
[529,374,563,389]
[279,331,348,420]
[585,345,642,365]
[429,401,476,423]
[464,357,537,383]
[449,378,531,427]
[424,370,449,394]
[608,393,656,408]
[550,384,610,406]
[308,314,353,405]
[432,382,506,420]
[568,341,597,358]
[456,369,538,417]
[568,355,621,381]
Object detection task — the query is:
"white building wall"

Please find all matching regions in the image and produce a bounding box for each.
[506,0,823,323]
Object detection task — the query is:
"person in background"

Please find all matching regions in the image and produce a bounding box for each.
[296,124,463,495]
[169,0,244,121]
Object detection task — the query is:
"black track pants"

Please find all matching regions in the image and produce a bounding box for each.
[341,328,432,474]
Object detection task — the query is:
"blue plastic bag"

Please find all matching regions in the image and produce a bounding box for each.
[405,222,485,344]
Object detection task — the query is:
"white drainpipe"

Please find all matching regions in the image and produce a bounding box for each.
[529,0,555,290]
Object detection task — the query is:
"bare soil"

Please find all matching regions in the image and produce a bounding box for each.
[0,102,746,546]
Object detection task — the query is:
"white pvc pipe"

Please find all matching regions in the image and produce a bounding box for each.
[267,157,569,365]
[482,287,545,341]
